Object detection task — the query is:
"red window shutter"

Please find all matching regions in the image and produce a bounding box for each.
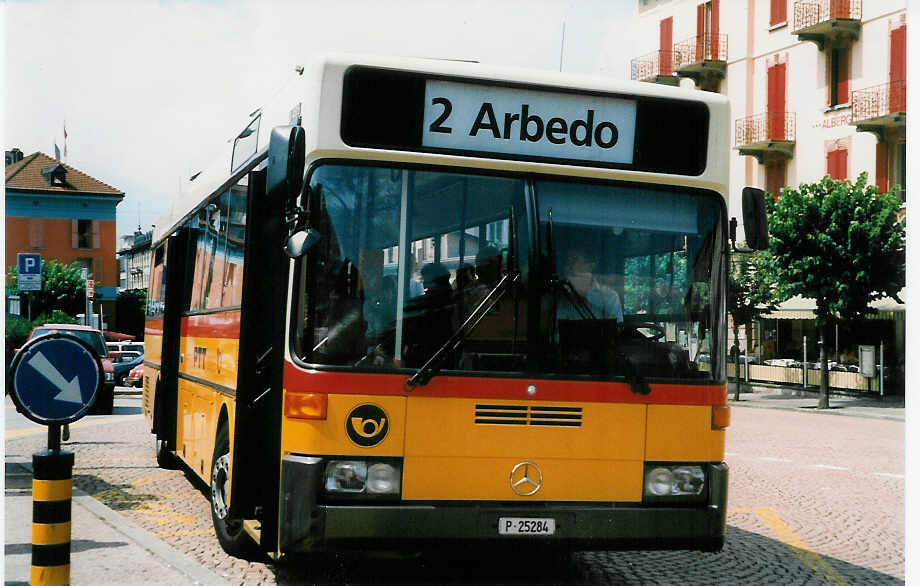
[767,63,786,140]
[696,5,705,61]
[710,0,720,60]
[770,0,787,26]
[890,26,906,82]
[660,17,673,74]
[876,142,889,192]
[91,220,101,249]
[828,149,847,180]
[837,49,849,104]
[29,219,43,247]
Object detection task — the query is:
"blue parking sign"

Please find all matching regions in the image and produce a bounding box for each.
[18,253,41,275]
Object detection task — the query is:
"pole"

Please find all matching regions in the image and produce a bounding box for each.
[803,335,807,389]
[31,443,74,585]
[880,340,885,398]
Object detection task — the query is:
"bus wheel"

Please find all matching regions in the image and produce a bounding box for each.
[155,438,177,469]
[210,424,261,560]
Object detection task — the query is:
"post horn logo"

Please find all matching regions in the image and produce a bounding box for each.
[346,404,389,447]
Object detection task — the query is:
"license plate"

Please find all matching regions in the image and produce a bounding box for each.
[498,517,556,536]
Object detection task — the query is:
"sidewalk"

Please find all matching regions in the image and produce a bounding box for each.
[4,459,230,586]
[729,381,905,421]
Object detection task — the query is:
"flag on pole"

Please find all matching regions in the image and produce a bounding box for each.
[63,121,68,158]
[54,142,61,161]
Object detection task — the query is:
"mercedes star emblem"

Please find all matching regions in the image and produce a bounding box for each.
[510,461,543,496]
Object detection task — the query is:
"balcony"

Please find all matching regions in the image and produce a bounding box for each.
[735,112,796,163]
[792,0,861,50]
[851,80,906,139]
[673,33,727,90]
[630,50,680,86]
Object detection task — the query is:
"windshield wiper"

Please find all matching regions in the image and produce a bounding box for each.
[405,271,519,391]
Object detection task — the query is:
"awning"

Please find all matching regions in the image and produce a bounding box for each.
[759,291,905,321]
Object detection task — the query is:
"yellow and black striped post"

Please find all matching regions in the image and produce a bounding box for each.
[31,445,74,585]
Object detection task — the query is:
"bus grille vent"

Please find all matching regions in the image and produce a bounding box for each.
[474,405,582,427]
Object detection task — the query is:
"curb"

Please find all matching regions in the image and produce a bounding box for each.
[15,461,231,586]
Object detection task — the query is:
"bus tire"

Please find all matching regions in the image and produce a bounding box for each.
[155,438,178,469]
[210,423,261,560]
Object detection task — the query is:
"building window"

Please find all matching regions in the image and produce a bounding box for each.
[770,0,787,26]
[72,219,99,249]
[766,161,787,201]
[829,48,849,107]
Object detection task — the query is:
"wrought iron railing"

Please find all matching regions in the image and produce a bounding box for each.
[672,33,727,66]
[735,112,796,146]
[630,50,676,81]
[793,0,861,31]
[851,80,906,123]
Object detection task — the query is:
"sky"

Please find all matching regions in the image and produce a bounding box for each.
[3,0,637,238]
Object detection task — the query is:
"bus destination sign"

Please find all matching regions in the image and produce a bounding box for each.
[421,80,636,165]
[341,66,709,176]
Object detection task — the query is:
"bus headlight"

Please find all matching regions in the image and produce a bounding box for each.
[325,461,366,493]
[323,459,402,497]
[643,463,706,502]
[366,463,400,494]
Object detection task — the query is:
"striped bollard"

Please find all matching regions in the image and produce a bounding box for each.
[31,449,74,585]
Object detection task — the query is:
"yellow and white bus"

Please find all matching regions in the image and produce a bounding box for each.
[144,53,741,559]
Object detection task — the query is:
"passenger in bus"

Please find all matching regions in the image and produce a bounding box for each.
[403,262,455,367]
[459,245,502,319]
[357,248,396,365]
[314,259,365,363]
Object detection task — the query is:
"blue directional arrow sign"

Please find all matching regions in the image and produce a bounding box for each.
[9,333,102,425]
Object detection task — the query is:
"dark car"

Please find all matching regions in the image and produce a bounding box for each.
[111,351,144,386]
[27,324,116,414]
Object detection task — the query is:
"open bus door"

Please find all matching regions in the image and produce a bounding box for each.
[230,127,305,554]
[153,229,191,465]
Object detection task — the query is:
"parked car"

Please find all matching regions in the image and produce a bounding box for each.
[27,324,116,414]
[110,351,144,386]
[106,341,145,355]
[124,363,145,388]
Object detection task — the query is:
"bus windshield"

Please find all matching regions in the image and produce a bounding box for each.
[293,163,725,383]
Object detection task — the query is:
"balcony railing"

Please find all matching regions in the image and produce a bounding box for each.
[851,80,906,124]
[630,50,676,82]
[735,112,796,146]
[673,33,727,66]
[793,0,861,32]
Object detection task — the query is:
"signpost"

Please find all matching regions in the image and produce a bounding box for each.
[17,253,42,321]
[8,333,103,586]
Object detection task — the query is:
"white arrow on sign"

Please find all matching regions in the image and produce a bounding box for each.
[26,351,84,404]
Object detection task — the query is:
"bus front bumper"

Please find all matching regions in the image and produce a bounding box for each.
[279,456,727,554]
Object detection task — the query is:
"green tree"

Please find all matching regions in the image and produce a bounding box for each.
[7,260,87,318]
[763,173,905,408]
[727,252,778,400]
[115,288,147,340]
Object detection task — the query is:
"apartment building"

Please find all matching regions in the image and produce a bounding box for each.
[629,0,906,387]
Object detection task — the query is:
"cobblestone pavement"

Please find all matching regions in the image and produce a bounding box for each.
[5,396,904,585]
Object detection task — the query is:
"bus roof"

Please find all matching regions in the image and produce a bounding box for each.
[153,53,730,245]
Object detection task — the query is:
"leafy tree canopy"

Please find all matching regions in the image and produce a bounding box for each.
[7,260,87,317]
[764,173,904,327]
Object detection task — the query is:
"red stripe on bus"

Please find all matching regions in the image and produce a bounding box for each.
[283,361,726,405]
[180,311,242,339]
[145,319,164,336]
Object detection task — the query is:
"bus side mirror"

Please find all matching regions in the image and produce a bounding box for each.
[741,187,769,250]
[285,228,321,259]
[267,125,306,203]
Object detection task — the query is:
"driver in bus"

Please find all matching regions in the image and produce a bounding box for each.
[561,248,623,323]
